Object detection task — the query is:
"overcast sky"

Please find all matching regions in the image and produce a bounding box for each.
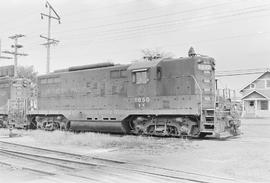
[0,0,270,92]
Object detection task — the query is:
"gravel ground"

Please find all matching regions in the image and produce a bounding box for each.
[0,118,269,183]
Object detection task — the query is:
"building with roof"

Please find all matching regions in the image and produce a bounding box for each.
[240,71,270,118]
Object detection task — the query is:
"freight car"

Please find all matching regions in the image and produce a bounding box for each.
[0,70,32,128]
[27,48,240,137]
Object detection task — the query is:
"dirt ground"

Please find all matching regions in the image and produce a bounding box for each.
[94,118,270,183]
[0,118,270,183]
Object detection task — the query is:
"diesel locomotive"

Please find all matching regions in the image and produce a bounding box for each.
[25,48,240,138]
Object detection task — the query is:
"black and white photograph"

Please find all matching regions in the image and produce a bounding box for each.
[0,0,269,182]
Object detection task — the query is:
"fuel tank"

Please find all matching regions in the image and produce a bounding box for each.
[69,120,127,133]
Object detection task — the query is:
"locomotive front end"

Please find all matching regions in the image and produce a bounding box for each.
[124,50,241,138]
[194,55,241,138]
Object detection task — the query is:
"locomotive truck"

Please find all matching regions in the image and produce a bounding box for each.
[26,48,240,138]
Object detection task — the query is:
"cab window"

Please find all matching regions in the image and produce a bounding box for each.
[157,67,162,80]
[132,70,149,84]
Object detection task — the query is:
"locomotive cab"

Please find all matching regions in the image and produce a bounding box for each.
[126,57,209,137]
[125,54,237,138]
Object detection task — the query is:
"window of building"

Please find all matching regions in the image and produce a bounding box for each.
[261,101,268,110]
[132,70,149,84]
[266,80,270,88]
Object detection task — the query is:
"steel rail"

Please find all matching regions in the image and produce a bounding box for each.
[0,140,235,182]
[0,160,56,176]
[0,146,213,183]
[0,149,76,170]
[0,158,103,182]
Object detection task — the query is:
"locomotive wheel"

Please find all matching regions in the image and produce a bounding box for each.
[129,116,200,137]
[44,121,60,131]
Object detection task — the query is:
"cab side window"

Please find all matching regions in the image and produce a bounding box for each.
[157,67,162,80]
[132,70,149,84]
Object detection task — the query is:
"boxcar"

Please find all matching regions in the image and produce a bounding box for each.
[0,76,31,128]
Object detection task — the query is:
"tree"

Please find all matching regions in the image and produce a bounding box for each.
[17,65,38,83]
[141,48,174,61]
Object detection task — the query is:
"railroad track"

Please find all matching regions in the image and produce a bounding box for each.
[0,140,238,183]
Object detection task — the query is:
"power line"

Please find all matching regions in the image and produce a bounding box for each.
[55,4,270,43]
[93,5,270,39]
[216,68,270,77]
[0,1,266,41]
[62,0,142,17]
[216,71,267,77]
[5,0,269,56]
[59,30,270,62]
[216,68,268,73]
[60,22,270,48]
[56,1,270,37]
[0,1,193,37]
[64,0,190,21]
[1,1,237,39]
[53,1,236,34]
[25,11,269,57]
[24,11,270,48]
[62,1,231,27]
[22,6,269,49]
[16,1,270,45]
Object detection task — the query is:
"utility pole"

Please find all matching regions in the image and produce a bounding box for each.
[40,1,61,74]
[2,35,28,78]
